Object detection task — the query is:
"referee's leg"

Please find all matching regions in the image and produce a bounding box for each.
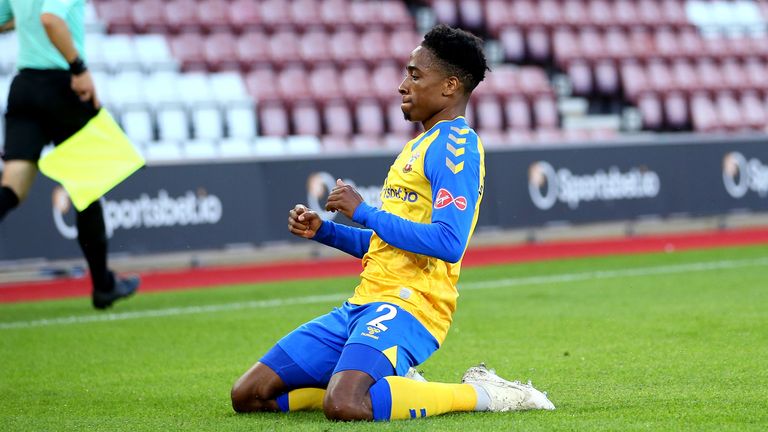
[0,160,37,221]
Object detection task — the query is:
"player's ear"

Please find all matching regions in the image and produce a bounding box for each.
[442,76,460,96]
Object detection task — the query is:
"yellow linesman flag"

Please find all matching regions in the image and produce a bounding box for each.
[38,109,145,211]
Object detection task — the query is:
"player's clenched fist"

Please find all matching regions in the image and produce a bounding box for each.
[288,204,322,239]
[325,179,364,219]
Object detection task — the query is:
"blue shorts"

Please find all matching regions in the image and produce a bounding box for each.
[260,301,439,389]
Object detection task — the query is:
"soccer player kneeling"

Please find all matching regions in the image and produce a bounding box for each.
[230,25,555,421]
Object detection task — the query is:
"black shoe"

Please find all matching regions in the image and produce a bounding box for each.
[92,275,140,310]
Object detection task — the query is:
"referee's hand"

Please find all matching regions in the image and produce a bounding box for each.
[289,204,323,239]
[71,71,100,108]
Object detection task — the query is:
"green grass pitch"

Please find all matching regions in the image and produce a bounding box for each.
[2,244,767,431]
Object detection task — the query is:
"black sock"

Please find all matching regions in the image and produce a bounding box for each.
[0,186,20,222]
[76,200,113,293]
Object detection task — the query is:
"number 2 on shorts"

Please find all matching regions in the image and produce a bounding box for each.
[366,304,398,331]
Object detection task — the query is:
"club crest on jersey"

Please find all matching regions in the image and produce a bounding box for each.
[434,188,467,210]
[403,152,420,173]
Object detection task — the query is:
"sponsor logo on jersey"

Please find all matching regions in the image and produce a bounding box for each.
[403,152,420,173]
[434,188,467,210]
[383,185,419,203]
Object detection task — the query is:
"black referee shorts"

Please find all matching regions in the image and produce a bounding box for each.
[2,69,99,161]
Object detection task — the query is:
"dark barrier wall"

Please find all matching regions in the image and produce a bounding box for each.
[1,135,767,261]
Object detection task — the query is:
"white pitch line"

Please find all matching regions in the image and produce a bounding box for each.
[1,256,766,330]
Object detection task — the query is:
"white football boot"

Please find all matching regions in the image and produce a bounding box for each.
[461,363,555,411]
[404,367,428,382]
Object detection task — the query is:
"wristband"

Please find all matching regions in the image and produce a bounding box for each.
[68,56,87,75]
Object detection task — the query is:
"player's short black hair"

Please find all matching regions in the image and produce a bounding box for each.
[420,24,489,92]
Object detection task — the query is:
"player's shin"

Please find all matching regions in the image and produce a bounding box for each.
[369,376,480,421]
[276,388,326,412]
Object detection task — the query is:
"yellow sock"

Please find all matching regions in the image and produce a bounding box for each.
[370,376,478,420]
[279,388,325,412]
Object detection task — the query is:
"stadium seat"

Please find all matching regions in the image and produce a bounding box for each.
[131,0,166,34]
[323,99,354,136]
[330,30,362,66]
[192,106,224,140]
[595,59,619,96]
[638,93,663,130]
[349,1,378,31]
[351,135,383,151]
[244,67,281,103]
[170,33,207,72]
[511,0,539,28]
[143,141,183,162]
[204,33,240,72]
[612,0,637,28]
[720,58,748,92]
[258,101,290,136]
[278,66,312,103]
[715,91,744,130]
[637,0,663,27]
[588,0,614,27]
[121,108,155,144]
[507,129,534,146]
[691,93,720,132]
[647,60,674,94]
[620,60,648,102]
[628,27,654,60]
[320,0,351,29]
[533,95,559,129]
[143,70,181,109]
[198,0,232,34]
[177,72,216,107]
[538,0,562,27]
[695,58,724,92]
[744,57,768,89]
[321,135,351,153]
[488,65,520,98]
[286,136,322,154]
[678,28,705,58]
[741,91,767,130]
[101,34,139,72]
[383,133,411,150]
[157,107,191,141]
[671,59,698,93]
[219,138,254,158]
[661,0,687,27]
[475,95,504,132]
[603,27,630,61]
[341,65,374,102]
[292,100,323,136]
[134,34,176,72]
[457,0,484,32]
[309,65,343,103]
[563,0,589,27]
[379,0,414,31]
[553,27,580,64]
[504,96,532,131]
[300,30,333,67]
[518,67,552,96]
[385,98,415,135]
[432,0,459,27]
[355,99,385,136]
[664,91,689,130]
[260,0,292,31]
[237,31,271,71]
[499,27,525,63]
[253,136,287,156]
[269,31,302,68]
[229,0,261,32]
[389,31,422,63]
[96,0,133,34]
[107,71,145,110]
[290,0,321,31]
[209,72,251,105]
[484,1,510,37]
[359,30,392,66]
[225,106,258,139]
[164,0,201,34]
[568,59,593,96]
[184,139,219,159]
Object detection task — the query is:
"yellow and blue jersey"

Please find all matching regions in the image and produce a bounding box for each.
[313,117,485,343]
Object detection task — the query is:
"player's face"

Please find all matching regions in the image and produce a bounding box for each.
[398,46,447,123]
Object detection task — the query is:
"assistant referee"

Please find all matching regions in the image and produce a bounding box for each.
[0,0,138,309]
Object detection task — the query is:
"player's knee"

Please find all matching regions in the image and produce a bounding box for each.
[323,389,372,421]
[230,382,252,413]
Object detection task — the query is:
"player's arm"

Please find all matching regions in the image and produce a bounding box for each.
[0,0,13,32]
[40,1,99,107]
[327,142,481,263]
[288,204,373,259]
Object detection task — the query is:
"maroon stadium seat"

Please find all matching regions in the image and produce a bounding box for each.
[132,0,166,34]
[355,99,386,136]
[671,58,698,94]
[661,0,687,27]
[647,60,674,93]
[518,67,552,96]
[533,95,558,129]
[229,0,261,32]
[638,93,663,130]
[300,30,333,67]
[204,32,240,72]
[664,91,689,130]
[484,0,511,37]
[320,0,351,29]
[97,0,134,34]
[379,0,414,31]
[244,67,281,102]
[741,91,767,130]
[458,0,484,31]
[654,27,681,58]
[553,27,580,64]
[744,57,768,89]
[432,0,459,27]
[351,135,383,150]
[165,0,200,34]
[359,30,391,66]
[595,59,619,96]
[562,128,591,142]
[475,95,504,132]
[628,27,654,60]
[198,0,232,34]
[677,28,704,59]
[170,32,207,71]
[613,1,638,28]
[504,95,532,131]
[702,36,730,59]
[690,92,720,132]
[695,58,724,92]
[389,31,423,63]
[715,91,744,130]
[588,0,614,28]
[385,98,414,135]
[507,129,534,146]
[721,58,749,92]
[278,66,312,103]
[259,101,290,136]
[620,60,648,102]
[489,66,521,98]
[499,27,525,63]
[324,99,354,136]
[309,65,343,103]
[511,0,539,28]
[371,62,402,101]
[526,27,551,63]
[604,27,630,61]
[578,27,604,61]
[322,135,351,153]
[568,59,593,96]
[330,29,362,66]
[290,0,321,31]
[535,128,565,144]
[269,31,302,68]
[341,65,373,102]
[350,1,378,31]
[538,0,563,27]
[237,31,271,71]
[563,0,589,27]
[260,0,292,31]
[292,99,323,136]
[638,0,663,27]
